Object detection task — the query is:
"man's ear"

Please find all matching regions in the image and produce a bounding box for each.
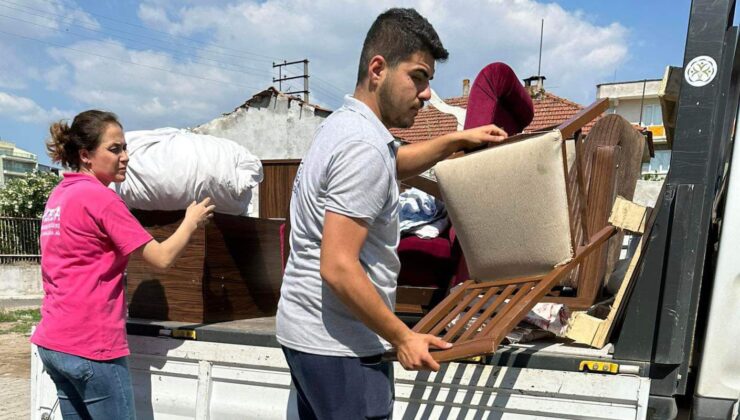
[367,55,387,88]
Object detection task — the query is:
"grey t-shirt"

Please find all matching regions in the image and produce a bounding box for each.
[276,95,400,357]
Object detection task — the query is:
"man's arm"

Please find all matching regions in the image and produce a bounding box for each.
[396,124,508,180]
[320,210,451,371]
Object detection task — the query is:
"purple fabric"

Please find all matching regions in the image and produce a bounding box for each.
[464,62,534,135]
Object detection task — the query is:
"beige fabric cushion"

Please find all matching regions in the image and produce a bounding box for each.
[434,130,573,281]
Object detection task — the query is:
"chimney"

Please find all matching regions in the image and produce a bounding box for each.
[523,75,546,98]
[462,79,471,97]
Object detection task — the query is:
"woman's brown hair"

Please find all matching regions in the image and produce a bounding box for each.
[46,110,122,171]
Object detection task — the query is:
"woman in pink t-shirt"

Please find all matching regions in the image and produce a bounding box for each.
[32,110,215,419]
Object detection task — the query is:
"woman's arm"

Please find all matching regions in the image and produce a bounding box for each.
[135,198,215,269]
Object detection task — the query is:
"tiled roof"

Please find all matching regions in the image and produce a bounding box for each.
[390,91,597,143]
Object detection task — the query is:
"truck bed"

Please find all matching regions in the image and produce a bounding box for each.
[31,317,651,419]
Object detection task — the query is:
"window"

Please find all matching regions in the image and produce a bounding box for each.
[642,150,671,175]
[640,104,663,126]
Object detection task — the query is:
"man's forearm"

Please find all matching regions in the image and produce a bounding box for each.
[322,261,411,347]
[396,133,460,180]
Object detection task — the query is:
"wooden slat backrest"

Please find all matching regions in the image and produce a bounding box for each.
[399,225,615,363]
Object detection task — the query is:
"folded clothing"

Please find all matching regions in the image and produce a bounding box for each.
[400,187,447,238]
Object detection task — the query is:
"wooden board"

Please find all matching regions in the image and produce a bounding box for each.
[565,198,657,347]
[127,211,284,323]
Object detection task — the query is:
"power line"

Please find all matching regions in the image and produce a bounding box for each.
[0,12,274,79]
[0,0,346,105]
[285,67,346,96]
[0,28,264,91]
[0,0,280,64]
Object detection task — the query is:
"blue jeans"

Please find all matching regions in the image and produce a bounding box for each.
[38,346,136,420]
[282,346,394,420]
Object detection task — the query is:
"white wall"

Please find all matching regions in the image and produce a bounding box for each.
[0,264,42,298]
[612,98,662,125]
[194,92,328,160]
[597,80,662,100]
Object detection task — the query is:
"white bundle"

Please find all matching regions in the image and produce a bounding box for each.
[113,127,263,215]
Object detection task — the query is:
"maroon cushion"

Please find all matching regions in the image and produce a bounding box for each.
[464,62,534,135]
[398,234,456,288]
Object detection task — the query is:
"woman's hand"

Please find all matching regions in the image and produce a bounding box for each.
[184,197,216,230]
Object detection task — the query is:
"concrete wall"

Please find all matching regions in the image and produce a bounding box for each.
[194,92,329,160]
[597,80,662,100]
[0,264,42,298]
[611,98,662,125]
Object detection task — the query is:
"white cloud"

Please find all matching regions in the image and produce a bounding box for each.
[45,39,259,129]
[11,0,629,135]
[133,0,628,105]
[0,91,68,123]
[0,0,100,88]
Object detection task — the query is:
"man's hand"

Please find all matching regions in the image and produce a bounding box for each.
[396,123,508,179]
[456,123,508,149]
[394,331,452,371]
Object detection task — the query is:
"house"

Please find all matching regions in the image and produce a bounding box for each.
[596,79,669,177]
[0,139,57,186]
[390,76,593,143]
[193,87,331,218]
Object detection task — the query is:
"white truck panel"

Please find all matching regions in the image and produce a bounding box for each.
[695,111,740,401]
[32,335,650,419]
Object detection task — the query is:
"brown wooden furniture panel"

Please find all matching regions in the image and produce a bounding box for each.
[562,114,645,291]
[127,211,284,323]
[259,159,300,219]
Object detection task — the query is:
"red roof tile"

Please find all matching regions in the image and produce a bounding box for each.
[390,92,598,143]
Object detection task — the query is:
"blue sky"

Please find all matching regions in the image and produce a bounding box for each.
[0,0,709,166]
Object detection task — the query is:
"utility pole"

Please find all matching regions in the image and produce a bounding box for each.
[272,59,310,104]
[537,18,544,78]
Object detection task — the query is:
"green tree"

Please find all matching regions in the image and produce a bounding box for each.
[0,170,61,217]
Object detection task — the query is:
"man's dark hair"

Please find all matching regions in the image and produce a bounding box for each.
[356,8,449,85]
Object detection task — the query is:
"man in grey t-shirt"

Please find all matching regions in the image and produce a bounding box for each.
[276,8,507,420]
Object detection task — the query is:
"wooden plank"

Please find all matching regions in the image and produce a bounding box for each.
[396,286,438,306]
[573,146,620,309]
[565,200,658,347]
[441,287,500,341]
[466,275,543,289]
[412,280,474,333]
[259,160,300,219]
[456,284,517,342]
[428,289,481,336]
[395,303,425,315]
[608,196,648,234]
[475,282,537,340]
[556,98,609,140]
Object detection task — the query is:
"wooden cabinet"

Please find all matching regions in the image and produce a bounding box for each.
[127,211,285,323]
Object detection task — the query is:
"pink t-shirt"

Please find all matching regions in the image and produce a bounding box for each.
[31,173,153,360]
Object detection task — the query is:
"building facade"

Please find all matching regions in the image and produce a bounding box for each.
[0,140,50,186]
[596,79,670,178]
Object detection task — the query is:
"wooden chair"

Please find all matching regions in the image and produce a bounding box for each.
[391,99,625,362]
